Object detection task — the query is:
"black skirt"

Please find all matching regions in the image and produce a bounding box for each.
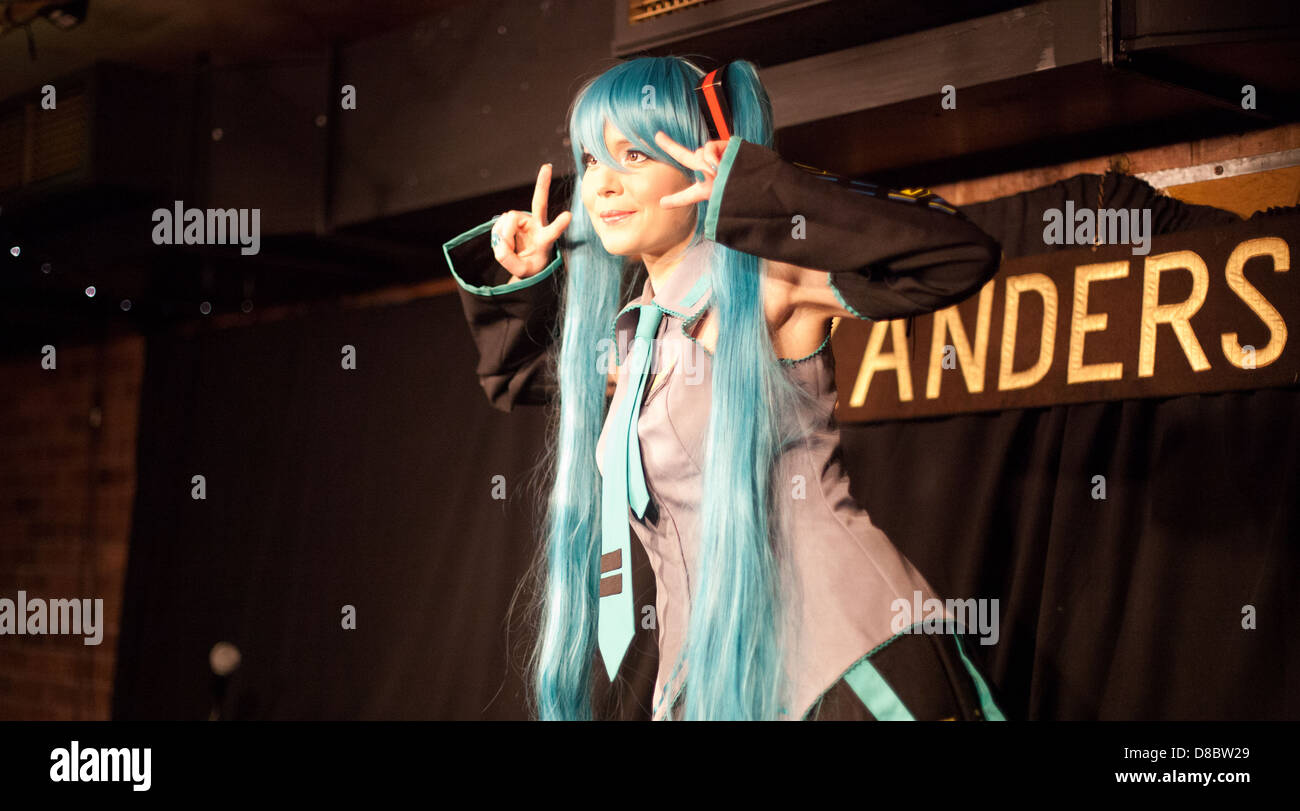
[804,629,1005,721]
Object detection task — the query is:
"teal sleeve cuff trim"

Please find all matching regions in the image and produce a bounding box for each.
[442,214,562,296]
[826,271,869,321]
[703,136,744,242]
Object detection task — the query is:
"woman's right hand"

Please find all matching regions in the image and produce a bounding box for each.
[491,163,572,282]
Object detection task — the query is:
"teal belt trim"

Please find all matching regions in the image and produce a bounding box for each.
[842,656,915,721]
[833,620,1007,721]
[952,632,1006,721]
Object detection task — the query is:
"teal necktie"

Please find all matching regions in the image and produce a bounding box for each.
[598,303,663,681]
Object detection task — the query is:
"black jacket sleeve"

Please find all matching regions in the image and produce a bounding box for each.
[702,137,1003,322]
[443,215,562,412]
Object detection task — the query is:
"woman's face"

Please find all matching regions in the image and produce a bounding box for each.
[581,120,696,259]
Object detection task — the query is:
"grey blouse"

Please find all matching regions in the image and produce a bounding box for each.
[596,238,950,720]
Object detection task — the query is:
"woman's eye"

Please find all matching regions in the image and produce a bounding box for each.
[581,149,648,169]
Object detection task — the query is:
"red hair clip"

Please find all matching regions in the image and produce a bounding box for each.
[696,63,734,141]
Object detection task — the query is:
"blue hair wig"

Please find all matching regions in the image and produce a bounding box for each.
[524,56,817,721]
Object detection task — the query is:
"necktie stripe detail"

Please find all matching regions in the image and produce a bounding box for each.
[599,574,622,597]
[600,549,622,574]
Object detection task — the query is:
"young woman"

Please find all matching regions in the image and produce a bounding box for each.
[444,56,1006,721]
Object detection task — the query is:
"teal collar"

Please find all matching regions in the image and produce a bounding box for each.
[609,239,714,365]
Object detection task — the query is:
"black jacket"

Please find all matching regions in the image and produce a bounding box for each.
[443,137,1003,412]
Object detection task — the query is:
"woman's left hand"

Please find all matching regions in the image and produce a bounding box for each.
[655,131,729,209]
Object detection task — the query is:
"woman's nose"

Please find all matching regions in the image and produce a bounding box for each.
[591,163,622,195]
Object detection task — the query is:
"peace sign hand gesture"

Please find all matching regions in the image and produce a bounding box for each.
[655,131,730,210]
[491,162,573,283]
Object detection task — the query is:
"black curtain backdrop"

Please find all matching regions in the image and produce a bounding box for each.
[113,174,1299,720]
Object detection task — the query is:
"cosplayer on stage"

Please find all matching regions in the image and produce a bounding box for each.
[443,56,1006,721]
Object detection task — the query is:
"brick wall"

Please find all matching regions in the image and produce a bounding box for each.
[0,335,143,720]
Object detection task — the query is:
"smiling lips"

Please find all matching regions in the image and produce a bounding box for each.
[600,210,635,225]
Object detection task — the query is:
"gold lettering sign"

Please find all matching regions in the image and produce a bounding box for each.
[832,214,1299,423]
